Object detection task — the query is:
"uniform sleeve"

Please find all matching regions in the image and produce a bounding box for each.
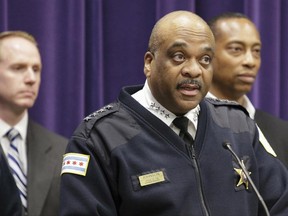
[60,135,118,216]
[255,135,288,215]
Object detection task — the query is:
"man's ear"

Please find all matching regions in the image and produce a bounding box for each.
[144,51,154,77]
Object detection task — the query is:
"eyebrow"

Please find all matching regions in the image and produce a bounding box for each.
[168,42,188,50]
[203,46,214,53]
[228,40,262,47]
[168,41,214,51]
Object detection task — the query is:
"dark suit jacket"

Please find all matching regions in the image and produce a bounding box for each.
[0,148,22,216]
[27,119,68,216]
[255,109,288,168]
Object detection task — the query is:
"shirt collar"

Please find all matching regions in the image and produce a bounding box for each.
[242,95,255,119]
[132,80,200,128]
[0,111,28,140]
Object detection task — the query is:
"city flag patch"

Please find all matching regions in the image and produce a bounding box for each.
[61,153,90,176]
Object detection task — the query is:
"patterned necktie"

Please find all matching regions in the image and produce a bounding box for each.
[173,116,194,145]
[6,128,27,210]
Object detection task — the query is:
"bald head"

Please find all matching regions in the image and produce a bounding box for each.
[144,11,215,115]
[148,11,215,53]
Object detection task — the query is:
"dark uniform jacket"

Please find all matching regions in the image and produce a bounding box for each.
[60,85,288,216]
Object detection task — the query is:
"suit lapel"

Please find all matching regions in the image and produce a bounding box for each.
[26,120,55,216]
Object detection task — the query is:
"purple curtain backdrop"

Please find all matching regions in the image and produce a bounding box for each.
[0,0,287,138]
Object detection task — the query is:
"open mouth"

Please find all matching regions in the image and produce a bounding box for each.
[177,80,201,96]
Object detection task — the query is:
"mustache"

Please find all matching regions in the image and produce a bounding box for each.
[176,79,202,89]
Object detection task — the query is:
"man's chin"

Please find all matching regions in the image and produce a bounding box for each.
[172,101,200,116]
[17,101,35,109]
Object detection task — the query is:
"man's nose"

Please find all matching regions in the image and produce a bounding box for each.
[24,68,36,83]
[181,59,202,77]
[243,51,257,68]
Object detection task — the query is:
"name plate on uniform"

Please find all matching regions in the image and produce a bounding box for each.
[138,171,165,186]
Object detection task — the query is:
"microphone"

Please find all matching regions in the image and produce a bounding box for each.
[222,142,270,216]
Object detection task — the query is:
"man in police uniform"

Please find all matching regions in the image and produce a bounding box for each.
[60,11,288,216]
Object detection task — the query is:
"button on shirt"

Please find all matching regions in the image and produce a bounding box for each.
[132,81,200,139]
[0,112,28,175]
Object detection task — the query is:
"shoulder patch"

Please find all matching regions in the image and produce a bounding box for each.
[83,103,118,122]
[205,97,249,116]
[61,153,90,176]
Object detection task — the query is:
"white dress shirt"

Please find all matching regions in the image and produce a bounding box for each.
[0,112,28,174]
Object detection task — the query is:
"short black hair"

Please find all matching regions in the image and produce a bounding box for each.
[208,12,251,38]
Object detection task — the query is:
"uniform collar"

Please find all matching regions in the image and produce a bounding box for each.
[132,80,200,129]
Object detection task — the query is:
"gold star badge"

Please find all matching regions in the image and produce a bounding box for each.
[234,160,251,190]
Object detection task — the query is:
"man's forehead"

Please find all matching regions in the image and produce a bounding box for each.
[218,19,258,34]
[164,39,214,56]
[159,24,214,45]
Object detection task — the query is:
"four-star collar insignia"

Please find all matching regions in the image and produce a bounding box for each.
[149,102,171,119]
[148,101,200,120]
[233,155,252,191]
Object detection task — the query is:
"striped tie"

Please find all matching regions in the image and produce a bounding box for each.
[6,128,27,210]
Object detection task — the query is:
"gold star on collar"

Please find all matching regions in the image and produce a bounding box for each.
[234,161,251,190]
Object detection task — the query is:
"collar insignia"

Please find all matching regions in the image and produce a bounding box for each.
[149,102,170,119]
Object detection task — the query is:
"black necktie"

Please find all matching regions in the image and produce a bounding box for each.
[173,116,194,145]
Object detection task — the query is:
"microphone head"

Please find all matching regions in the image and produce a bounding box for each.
[222,141,231,149]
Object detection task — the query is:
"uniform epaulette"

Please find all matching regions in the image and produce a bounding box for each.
[79,103,119,137]
[205,97,239,106]
[70,103,119,144]
[205,97,249,116]
[83,103,118,122]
